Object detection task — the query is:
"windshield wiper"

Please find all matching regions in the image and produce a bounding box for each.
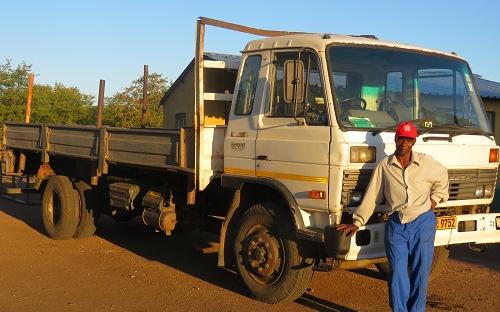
[371,119,423,136]
[449,129,494,141]
[420,123,494,141]
[370,120,494,141]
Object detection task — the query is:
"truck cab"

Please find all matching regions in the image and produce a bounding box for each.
[222,33,500,288]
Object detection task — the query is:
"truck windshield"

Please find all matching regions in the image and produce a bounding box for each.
[327,46,491,133]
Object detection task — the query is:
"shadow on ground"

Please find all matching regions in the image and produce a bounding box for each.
[0,197,358,311]
[449,244,499,272]
[295,293,357,312]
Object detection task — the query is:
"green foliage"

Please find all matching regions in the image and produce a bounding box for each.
[0,59,168,129]
[0,59,95,125]
[104,73,168,128]
[30,83,95,124]
[0,59,32,123]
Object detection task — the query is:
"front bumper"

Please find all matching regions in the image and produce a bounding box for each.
[326,213,500,261]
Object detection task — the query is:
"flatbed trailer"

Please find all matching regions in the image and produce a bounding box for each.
[3,123,194,175]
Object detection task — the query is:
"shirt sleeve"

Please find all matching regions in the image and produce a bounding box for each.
[352,161,385,227]
[429,158,449,204]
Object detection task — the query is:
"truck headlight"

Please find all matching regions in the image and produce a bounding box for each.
[350,146,376,163]
[349,191,363,204]
[475,186,485,198]
[484,185,494,198]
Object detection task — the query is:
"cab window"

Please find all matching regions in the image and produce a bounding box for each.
[269,51,328,125]
[234,55,261,115]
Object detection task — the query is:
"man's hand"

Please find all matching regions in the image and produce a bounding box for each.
[431,198,437,209]
[336,223,359,238]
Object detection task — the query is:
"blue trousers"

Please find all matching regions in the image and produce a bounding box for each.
[385,209,437,312]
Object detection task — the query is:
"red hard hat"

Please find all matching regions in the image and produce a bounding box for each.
[395,121,417,140]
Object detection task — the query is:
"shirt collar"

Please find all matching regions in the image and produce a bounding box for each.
[389,152,421,167]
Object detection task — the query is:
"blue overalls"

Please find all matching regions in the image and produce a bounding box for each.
[385,209,437,312]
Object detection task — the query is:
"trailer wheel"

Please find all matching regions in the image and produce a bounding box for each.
[375,246,450,282]
[234,202,313,303]
[42,175,79,240]
[73,181,100,239]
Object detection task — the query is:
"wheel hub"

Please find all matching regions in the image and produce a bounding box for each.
[245,228,281,279]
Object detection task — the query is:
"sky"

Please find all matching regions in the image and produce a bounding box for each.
[1,0,499,101]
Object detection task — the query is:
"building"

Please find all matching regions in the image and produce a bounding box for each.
[476,75,500,142]
[159,53,239,129]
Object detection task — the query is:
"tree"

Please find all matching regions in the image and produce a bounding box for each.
[103,73,169,128]
[0,59,95,125]
[30,83,95,125]
[0,59,32,123]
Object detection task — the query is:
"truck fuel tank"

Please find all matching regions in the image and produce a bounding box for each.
[109,182,140,211]
[141,189,177,235]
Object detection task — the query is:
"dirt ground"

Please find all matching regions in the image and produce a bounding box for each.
[0,196,498,312]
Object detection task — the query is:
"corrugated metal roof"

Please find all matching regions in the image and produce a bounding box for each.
[160,52,240,106]
[475,75,500,99]
[204,52,240,68]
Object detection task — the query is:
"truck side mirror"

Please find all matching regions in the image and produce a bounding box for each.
[284,60,305,104]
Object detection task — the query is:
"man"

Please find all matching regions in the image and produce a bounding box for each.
[337,121,449,312]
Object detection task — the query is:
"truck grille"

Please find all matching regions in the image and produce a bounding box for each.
[341,170,372,205]
[341,168,497,205]
[448,169,497,200]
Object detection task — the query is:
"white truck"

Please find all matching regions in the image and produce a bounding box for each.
[2,18,499,303]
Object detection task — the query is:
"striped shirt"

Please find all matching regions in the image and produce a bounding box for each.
[353,151,449,226]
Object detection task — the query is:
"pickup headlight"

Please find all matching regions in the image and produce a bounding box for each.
[350,146,376,163]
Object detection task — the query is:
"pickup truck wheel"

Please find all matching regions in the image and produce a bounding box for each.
[375,246,450,282]
[41,175,79,240]
[73,181,100,239]
[234,202,313,303]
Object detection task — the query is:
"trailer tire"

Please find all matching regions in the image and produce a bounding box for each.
[41,175,79,240]
[73,181,100,239]
[234,202,313,303]
[375,246,450,282]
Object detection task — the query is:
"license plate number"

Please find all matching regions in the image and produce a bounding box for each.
[436,216,457,230]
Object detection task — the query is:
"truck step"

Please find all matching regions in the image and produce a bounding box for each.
[194,241,220,254]
[207,215,226,221]
[467,243,488,252]
[0,184,37,194]
[312,258,335,272]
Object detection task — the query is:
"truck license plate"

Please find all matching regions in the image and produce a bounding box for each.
[436,216,457,230]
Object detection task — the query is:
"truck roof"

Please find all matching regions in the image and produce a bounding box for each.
[244,33,463,60]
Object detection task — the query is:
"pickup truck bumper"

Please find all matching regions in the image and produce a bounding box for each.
[330,213,500,261]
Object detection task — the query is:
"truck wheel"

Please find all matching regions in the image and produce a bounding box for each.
[427,246,450,281]
[375,246,450,282]
[42,175,79,240]
[234,202,313,303]
[73,181,100,239]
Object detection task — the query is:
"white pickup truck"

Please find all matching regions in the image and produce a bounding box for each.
[2,18,499,303]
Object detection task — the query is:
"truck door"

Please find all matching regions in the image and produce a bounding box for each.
[224,53,266,177]
[256,50,330,214]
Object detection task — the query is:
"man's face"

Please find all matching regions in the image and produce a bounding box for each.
[395,136,416,156]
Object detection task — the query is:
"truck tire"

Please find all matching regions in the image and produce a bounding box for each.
[73,181,100,239]
[375,246,450,282]
[42,175,79,240]
[234,202,313,303]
